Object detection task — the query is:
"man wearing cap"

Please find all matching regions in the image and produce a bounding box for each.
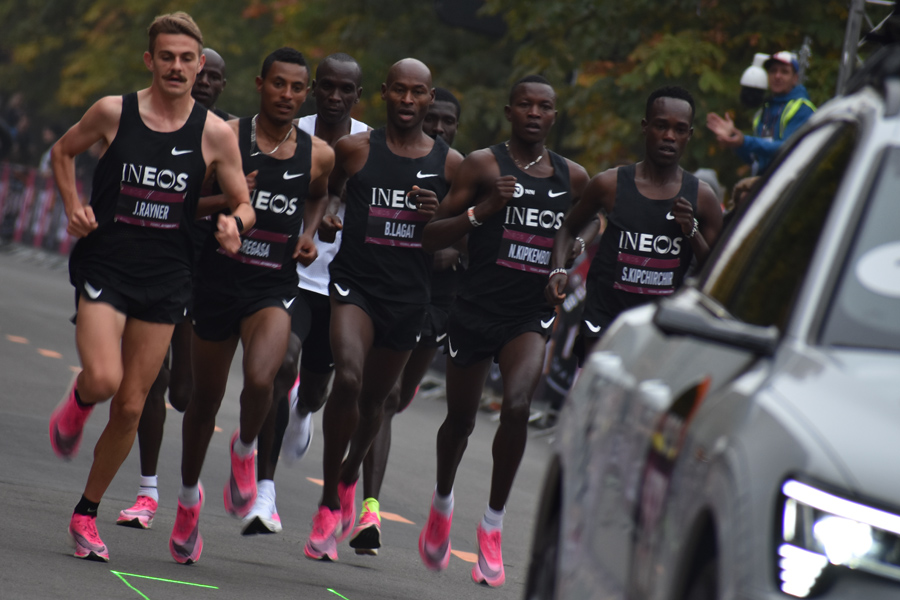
[706,51,815,174]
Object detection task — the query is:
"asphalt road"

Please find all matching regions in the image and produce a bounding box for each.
[0,245,554,600]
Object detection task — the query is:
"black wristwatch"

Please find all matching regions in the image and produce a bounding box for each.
[233,215,244,234]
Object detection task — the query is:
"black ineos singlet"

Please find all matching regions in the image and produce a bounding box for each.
[586,163,699,321]
[196,117,312,300]
[70,92,207,286]
[459,143,572,316]
[329,128,450,305]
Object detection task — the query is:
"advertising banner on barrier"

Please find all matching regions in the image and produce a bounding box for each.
[0,162,81,254]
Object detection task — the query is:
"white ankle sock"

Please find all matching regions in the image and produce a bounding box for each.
[481,504,505,532]
[138,474,159,502]
[179,484,201,507]
[234,436,256,457]
[432,486,454,516]
[257,479,275,499]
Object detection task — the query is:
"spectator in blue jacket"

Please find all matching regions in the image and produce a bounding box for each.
[706,51,815,174]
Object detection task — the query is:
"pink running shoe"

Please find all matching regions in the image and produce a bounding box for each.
[116,495,158,529]
[49,385,93,460]
[223,430,257,518]
[472,524,506,587]
[336,479,357,543]
[349,497,382,556]
[418,503,452,571]
[68,513,109,562]
[170,485,205,565]
[304,506,341,561]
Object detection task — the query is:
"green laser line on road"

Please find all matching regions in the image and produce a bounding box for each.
[327,588,351,600]
[111,571,219,599]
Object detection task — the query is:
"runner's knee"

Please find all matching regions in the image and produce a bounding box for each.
[299,371,330,413]
[108,397,145,431]
[79,367,122,401]
[445,410,477,439]
[500,397,531,428]
[382,381,402,415]
[331,368,362,405]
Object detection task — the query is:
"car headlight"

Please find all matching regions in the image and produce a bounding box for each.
[778,479,900,597]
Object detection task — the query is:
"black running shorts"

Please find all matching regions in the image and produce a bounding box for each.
[446,298,556,367]
[329,279,425,352]
[192,291,296,342]
[418,302,451,349]
[290,288,334,374]
[72,271,191,325]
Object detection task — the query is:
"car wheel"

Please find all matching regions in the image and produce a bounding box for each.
[683,557,717,600]
[524,502,560,600]
[524,464,562,600]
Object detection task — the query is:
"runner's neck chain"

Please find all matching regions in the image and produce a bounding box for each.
[505,140,544,170]
[251,114,293,156]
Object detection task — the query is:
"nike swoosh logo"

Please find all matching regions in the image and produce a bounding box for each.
[548,190,566,198]
[478,553,503,578]
[435,333,447,343]
[335,283,350,297]
[448,340,458,358]
[416,332,422,343]
[665,212,675,220]
[585,320,602,333]
[417,170,438,179]
[283,172,304,180]
[283,297,296,309]
[171,148,193,156]
[84,281,102,300]
[541,316,556,329]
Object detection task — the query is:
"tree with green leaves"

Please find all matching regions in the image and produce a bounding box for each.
[1,0,875,193]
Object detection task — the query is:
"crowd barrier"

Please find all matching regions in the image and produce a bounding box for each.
[0,162,83,254]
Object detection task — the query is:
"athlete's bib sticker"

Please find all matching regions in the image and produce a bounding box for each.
[613,252,680,295]
[496,228,554,275]
[365,206,428,248]
[115,184,184,229]
[218,227,289,269]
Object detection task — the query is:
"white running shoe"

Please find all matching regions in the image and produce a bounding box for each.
[281,376,313,466]
[241,486,282,535]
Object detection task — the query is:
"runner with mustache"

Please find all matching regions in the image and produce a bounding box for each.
[48,12,253,562]
[116,46,236,533]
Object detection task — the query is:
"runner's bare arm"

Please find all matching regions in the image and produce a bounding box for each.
[203,115,254,254]
[545,167,615,304]
[318,132,368,242]
[51,96,122,237]
[563,161,598,267]
[197,120,244,218]
[294,137,335,265]
[422,149,500,252]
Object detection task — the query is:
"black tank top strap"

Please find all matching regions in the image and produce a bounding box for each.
[119,92,141,130]
[680,170,699,210]
[238,116,252,155]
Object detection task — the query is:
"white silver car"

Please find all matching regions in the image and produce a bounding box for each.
[525,53,900,600]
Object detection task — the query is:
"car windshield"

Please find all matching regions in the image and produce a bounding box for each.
[820,146,900,352]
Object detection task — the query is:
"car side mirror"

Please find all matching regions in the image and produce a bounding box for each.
[653,301,779,356]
